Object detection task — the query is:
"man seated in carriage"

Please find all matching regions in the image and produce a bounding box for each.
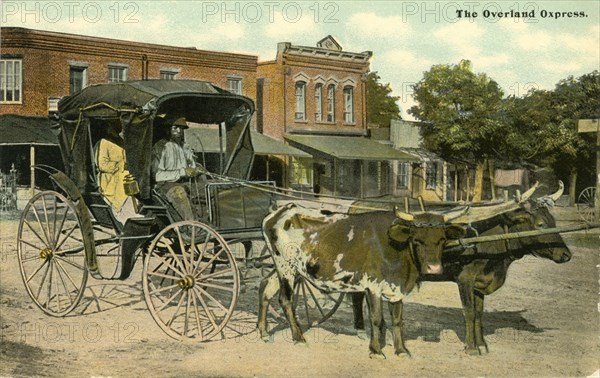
[95,119,139,226]
[152,117,207,221]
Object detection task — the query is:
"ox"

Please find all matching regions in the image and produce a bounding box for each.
[257,204,467,358]
[351,183,571,355]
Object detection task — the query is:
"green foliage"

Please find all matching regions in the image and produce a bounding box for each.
[408,60,505,162]
[409,61,598,187]
[366,71,401,127]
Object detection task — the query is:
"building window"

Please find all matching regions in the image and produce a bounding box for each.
[397,162,409,189]
[70,66,87,94]
[160,70,178,80]
[326,84,335,122]
[0,59,22,103]
[108,65,127,83]
[426,162,438,189]
[314,84,323,122]
[227,77,242,95]
[295,81,306,121]
[343,86,354,123]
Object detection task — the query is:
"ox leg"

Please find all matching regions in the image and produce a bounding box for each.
[388,300,410,357]
[458,280,479,355]
[474,292,489,354]
[279,275,306,344]
[365,290,385,359]
[351,292,368,340]
[257,270,280,341]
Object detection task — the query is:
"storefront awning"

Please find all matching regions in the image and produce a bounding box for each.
[186,128,311,157]
[0,115,58,146]
[397,147,443,163]
[285,134,417,160]
[251,132,311,157]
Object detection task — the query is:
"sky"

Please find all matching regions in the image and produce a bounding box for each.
[1,0,599,120]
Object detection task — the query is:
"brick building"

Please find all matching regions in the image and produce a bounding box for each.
[1,28,413,199]
[0,27,257,116]
[256,36,412,197]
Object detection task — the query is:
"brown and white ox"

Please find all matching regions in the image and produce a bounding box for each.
[350,182,571,355]
[257,203,467,358]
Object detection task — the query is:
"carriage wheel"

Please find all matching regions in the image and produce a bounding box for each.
[17,191,89,316]
[143,221,240,341]
[576,187,596,222]
[292,277,345,328]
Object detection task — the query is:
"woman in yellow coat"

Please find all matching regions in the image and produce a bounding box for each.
[95,120,137,225]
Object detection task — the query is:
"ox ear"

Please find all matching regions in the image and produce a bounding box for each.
[388,223,412,244]
[445,224,467,240]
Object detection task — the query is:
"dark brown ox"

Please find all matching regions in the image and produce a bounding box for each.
[351,185,571,355]
[257,203,467,358]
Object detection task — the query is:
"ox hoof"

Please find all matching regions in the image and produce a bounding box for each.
[394,352,411,359]
[294,340,308,347]
[464,347,481,356]
[356,330,368,340]
[369,352,386,360]
[478,345,489,354]
[258,330,272,343]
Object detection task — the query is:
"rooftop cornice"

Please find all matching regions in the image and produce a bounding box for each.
[283,43,372,62]
[1,27,258,71]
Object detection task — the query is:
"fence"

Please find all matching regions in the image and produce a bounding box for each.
[1,165,18,211]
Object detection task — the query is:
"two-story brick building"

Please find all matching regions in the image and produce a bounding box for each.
[256,36,412,197]
[0,27,267,191]
[0,27,257,115]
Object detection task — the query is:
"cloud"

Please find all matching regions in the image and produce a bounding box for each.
[514,30,553,50]
[433,20,483,48]
[472,53,511,68]
[431,20,512,70]
[263,13,320,39]
[346,12,410,36]
[557,32,599,57]
[379,49,432,68]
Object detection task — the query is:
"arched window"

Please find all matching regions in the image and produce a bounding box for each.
[315,83,323,122]
[326,84,335,122]
[295,81,306,121]
[343,86,354,123]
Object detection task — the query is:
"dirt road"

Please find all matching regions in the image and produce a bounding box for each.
[1,207,599,377]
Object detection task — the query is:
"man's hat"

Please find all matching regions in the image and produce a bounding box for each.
[172,117,189,129]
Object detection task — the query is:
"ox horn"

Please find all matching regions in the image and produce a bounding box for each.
[394,206,414,222]
[442,206,470,222]
[448,182,540,224]
[518,181,539,203]
[547,180,564,202]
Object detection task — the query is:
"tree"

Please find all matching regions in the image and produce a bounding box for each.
[408,60,505,200]
[366,71,401,127]
[503,71,599,202]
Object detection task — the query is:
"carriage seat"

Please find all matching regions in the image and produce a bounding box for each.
[86,192,144,231]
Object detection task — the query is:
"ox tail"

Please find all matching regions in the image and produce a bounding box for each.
[262,203,295,258]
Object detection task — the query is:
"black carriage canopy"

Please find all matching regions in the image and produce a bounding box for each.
[54,80,255,199]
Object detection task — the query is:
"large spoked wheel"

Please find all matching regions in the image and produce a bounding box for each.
[293,276,345,328]
[576,187,596,222]
[143,221,240,341]
[17,191,89,316]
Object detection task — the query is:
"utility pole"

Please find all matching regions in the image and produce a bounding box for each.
[577,119,600,222]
